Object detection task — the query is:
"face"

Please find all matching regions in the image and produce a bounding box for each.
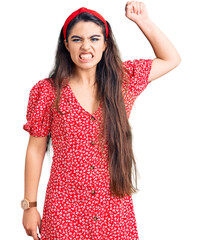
[64,21,107,72]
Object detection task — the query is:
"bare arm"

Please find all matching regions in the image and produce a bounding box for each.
[22,135,47,240]
[125,1,181,82]
[24,135,47,201]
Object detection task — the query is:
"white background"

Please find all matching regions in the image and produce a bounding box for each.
[0,0,201,239]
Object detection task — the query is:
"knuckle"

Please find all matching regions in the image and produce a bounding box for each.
[25,226,34,233]
[24,225,29,230]
[31,227,36,232]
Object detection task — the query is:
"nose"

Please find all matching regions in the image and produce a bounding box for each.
[80,39,91,50]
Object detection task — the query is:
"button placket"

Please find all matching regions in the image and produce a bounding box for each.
[89,114,99,223]
[91,116,95,121]
[90,140,95,145]
[90,115,96,146]
[93,216,98,221]
[91,189,96,195]
[90,165,95,170]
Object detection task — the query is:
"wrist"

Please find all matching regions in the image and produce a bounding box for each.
[24,206,37,212]
[135,17,152,27]
[21,198,37,210]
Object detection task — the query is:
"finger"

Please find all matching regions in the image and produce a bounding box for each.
[131,1,137,15]
[125,1,131,11]
[24,225,32,236]
[139,2,144,14]
[131,5,135,14]
[137,2,141,14]
[32,230,40,240]
[135,1,140,15]
[37,233,41,240]
[25,229,32,236]
[132,5,135,14]
[38,219,42,234]
[125,3,133,14]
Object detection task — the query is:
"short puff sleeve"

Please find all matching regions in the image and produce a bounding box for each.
[23,79,55,137]
[122,59,153,114]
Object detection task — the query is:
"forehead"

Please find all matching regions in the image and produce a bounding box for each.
[69,21,104,37]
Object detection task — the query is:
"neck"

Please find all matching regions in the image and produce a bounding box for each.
[71,66,97,87]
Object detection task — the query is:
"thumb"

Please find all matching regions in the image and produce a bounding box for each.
[31,230,39,240]
[38,218,42,234]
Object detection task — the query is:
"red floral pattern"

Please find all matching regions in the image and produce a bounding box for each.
[23,59,152,240]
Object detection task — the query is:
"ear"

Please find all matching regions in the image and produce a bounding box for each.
[103,41,107,52]
[64,40,69,52]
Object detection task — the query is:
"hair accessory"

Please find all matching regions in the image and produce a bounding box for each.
[63,7,108,40]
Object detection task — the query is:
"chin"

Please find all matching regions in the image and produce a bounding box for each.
[79,65,97,71]
[76,61,99,69]
[72,56,103,71]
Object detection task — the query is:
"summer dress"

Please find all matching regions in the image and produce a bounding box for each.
[23,59,152,240]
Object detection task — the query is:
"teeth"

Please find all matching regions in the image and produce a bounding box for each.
[80,54,93,59]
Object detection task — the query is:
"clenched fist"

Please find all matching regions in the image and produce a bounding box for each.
[125,1,149,24]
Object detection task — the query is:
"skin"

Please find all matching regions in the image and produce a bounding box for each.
[22,2,181,240]
[64,21,107,86]
[125,1,181,82]
[63,21,107,115]
[22,21,107,240]
[22,136,45,240]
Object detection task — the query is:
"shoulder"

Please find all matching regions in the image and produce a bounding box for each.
[29,78,55,98]
[122,59,153,78]
[122,59,142,78]
[122,59,152,70]
[31,78,54,91]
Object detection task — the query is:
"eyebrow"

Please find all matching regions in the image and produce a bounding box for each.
[71,34,102,39]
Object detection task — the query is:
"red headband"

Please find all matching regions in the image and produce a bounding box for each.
[63,7,109,40]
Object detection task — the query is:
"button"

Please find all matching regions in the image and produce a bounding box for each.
[90,165,95,170]
[90,141,95,145]
[91,116,95,121]
[93,216,98,221]
[91,190,96,195]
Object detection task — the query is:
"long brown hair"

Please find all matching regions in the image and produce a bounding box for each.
[47,12,139,198]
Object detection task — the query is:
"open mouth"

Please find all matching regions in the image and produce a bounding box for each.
[79,53,94,59]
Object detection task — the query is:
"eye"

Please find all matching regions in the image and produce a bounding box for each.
[91,38,99,42]
[72,39,80,42]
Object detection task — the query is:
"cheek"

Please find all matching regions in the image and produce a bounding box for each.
[68,44,77,53]
[68,47,79,60]
[96,45,105,57]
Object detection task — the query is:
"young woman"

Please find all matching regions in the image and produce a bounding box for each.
[21,1,181,239]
